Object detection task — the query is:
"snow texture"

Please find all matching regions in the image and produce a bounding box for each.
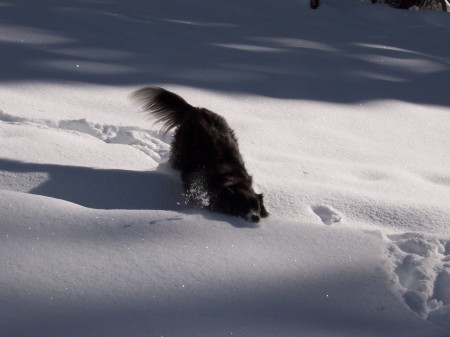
[0,0,449,336]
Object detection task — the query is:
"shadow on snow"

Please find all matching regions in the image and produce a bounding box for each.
[0,158,182,210]
[0,0,449,105]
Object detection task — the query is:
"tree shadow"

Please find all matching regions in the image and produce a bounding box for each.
[0,0,449,105]
[1,265,448,337]
[0,158,183,210]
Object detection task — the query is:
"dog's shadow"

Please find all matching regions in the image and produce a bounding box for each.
[200,211,263,229]
[0,158,184,211]
[0,158,262,227]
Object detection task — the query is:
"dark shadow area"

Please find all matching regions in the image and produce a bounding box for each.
[0,266,447,337]
[0,0,449,105]
[0,158,260,226]
[0,158,183,210]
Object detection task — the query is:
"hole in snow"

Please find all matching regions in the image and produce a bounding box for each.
[311,205,342,225]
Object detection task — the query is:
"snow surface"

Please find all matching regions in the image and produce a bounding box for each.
[1,0,449,336]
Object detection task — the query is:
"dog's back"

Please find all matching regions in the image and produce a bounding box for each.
[132,87,246,175]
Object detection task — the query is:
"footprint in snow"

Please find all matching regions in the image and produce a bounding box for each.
[311,205,342,225]
[386,233,450,329]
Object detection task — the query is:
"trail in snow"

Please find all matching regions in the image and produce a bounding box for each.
[0,110,170,163]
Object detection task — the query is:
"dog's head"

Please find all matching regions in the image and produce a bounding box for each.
[214,187,269,223]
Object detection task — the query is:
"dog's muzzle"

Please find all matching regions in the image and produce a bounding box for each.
[245,211,260,223]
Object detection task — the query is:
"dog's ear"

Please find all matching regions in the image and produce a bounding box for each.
[257,193,269,218]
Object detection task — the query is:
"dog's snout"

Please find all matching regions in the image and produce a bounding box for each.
[245,211,260,223]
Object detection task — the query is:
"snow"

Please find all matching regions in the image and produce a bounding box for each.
[1,0,449,336]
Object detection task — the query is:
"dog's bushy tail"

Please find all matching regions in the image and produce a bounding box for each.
[131,87,195,133]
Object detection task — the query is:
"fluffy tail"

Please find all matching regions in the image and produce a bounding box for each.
[131,87,195,132]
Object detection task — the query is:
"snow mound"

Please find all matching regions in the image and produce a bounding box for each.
[0,111,182,210]
[386,233,450,330]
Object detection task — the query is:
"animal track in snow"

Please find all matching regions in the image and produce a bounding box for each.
[357,169,391,182]
[311,205,342,225]
[386,232,450,330]
[426,173,450,187]
[0,111,170,163]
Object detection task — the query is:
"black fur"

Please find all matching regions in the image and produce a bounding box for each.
[132,87,268,222]
[310,0,319,9]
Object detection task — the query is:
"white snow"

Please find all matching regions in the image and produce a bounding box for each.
[1,0,449,336]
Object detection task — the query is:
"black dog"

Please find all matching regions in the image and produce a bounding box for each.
[132,87,268,223]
